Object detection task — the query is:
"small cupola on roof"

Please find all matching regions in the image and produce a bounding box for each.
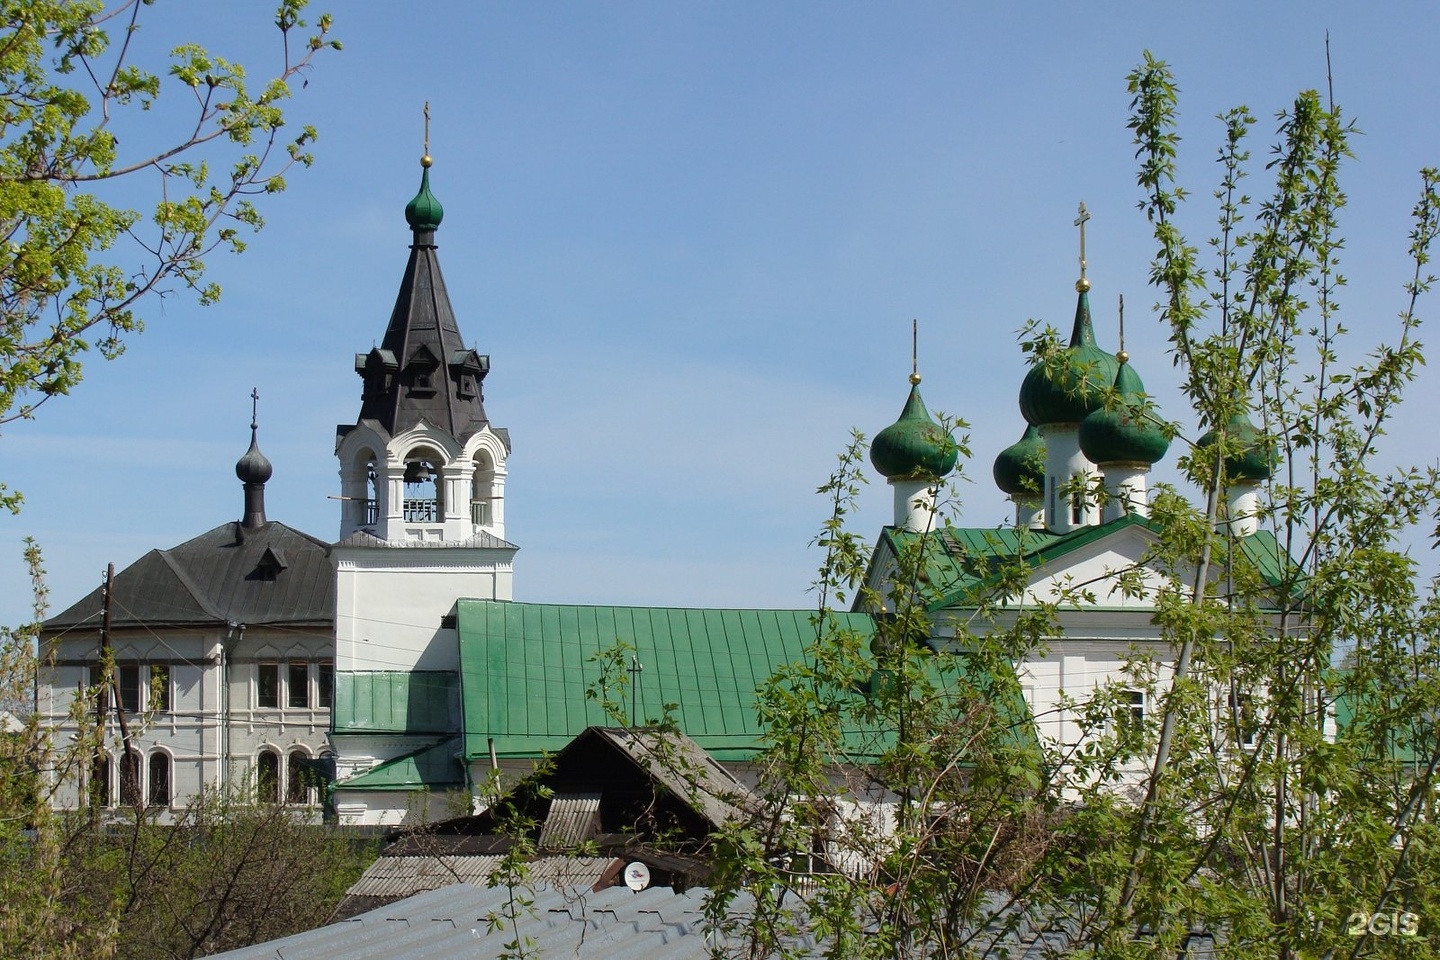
[870,375,958,483]
[993,424,1046,528]
[1079,350,1169,519]
[1197,408,1274,537]
[871,330,956,533]
[405,155,444,231]
[1017,280,1120,428]
[236,388,273,529]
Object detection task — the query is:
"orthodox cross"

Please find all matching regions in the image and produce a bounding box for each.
[422,101,430,159]
[1074,201,1091,284]
[249,387,259,431]
[627,656,644,727]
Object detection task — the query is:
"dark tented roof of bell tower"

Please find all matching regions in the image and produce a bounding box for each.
[347,158,491,445]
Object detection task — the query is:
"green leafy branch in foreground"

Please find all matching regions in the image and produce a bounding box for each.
[0,0,340,512]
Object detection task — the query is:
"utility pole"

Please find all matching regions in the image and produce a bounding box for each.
[99,562,138,806]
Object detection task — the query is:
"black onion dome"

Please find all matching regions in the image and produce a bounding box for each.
[235,427,273,485]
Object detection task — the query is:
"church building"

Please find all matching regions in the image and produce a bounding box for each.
[38,153,1285,827]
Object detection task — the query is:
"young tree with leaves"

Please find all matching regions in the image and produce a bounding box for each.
[0,5,337,956]
[695,55,1440,960]
[0,0,339,513]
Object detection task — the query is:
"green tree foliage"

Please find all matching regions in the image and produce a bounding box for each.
[693,56,1440,959]
[0,0,338,512]
[0,785,370,960]
[0,546,367,959]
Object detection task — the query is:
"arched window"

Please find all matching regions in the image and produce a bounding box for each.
[471,451,495,526]
[256,750,280,804]
[364,456,379,526]
[89,754,111,809]
[148,753,171,807]
[120,750,141,807]
[286,750,311,805]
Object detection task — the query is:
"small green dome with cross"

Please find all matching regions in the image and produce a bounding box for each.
[405,158,444,231]
[870,378,957,481]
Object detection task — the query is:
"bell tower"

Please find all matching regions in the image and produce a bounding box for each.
[331,138,516,693]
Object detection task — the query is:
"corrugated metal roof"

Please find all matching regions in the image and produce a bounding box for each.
[211,883,786,959]
[454,602,878,762]
[344,855,618,898]
[209,882,1220,959]
[537,792,601,848]
[43,520,333,630]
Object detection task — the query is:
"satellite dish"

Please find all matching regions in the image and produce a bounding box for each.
[623,861,651,891]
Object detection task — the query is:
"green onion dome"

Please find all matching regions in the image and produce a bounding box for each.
[1078,356,1170,466]
[870,377,958,481]
[993,425,1046,498]
[1197,410,1274,483]
[404,157,444,231]
[1018,285,1120,426]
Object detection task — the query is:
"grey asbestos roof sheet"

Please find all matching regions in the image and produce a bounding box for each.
[211,883,754,960]
[213,881,1222,960]
[344,855,618,899]
[43,521,333,630]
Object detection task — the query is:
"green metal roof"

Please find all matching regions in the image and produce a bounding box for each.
[873,516,1295,612]
[339,736,465,791]
[455,601,879,762]
[334,671,460,734]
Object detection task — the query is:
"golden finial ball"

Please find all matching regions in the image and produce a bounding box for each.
[1075,277,1091,293]
[909,373,922,385]
[1116,350,1129,363]
[421,154,433,168]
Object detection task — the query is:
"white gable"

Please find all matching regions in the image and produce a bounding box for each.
[1023,523,1177,608]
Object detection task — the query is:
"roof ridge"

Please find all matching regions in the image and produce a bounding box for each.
[154,546,229,622]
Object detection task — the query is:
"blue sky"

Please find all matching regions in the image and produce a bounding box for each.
[3,1,1439,626]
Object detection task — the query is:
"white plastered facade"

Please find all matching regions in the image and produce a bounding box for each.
[38,624,332,821]
[330,418,515,823]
